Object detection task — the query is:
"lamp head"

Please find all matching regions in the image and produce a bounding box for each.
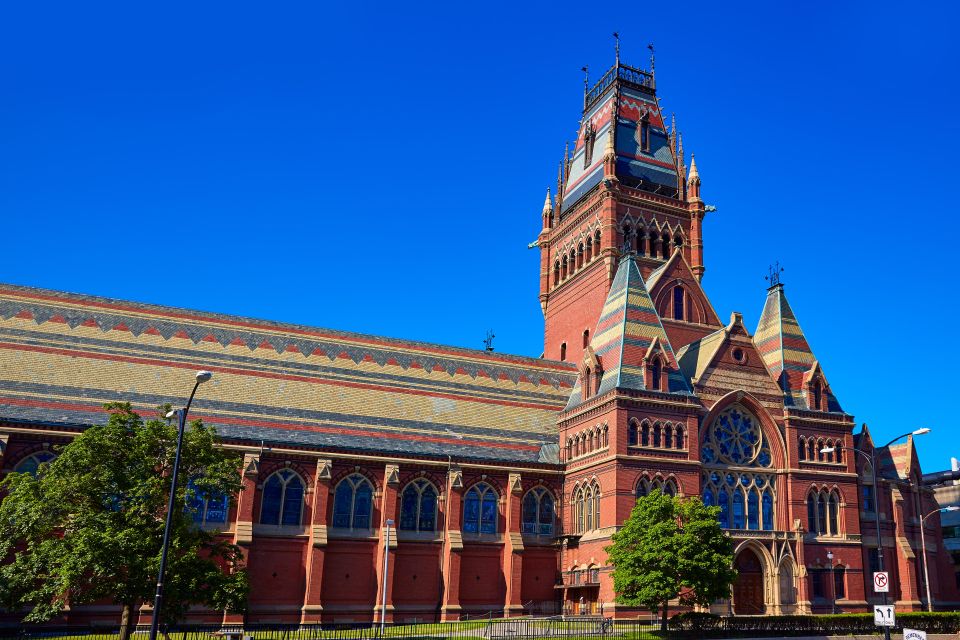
[944,506,960,513]
[820,447,835,454]
[912,428,931,435]
[826,550,833,560]
[165,409,177,419]
[195,370,213,383]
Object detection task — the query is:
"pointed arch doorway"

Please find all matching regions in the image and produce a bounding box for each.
[733,548,765,615]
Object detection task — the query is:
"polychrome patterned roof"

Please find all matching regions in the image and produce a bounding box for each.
[564,254,690,409]
[562,65,682,209]
[754,284,842,412]
[0,284,577,464]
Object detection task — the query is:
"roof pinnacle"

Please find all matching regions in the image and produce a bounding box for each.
[688,154,699,181]
[542,188,553,214]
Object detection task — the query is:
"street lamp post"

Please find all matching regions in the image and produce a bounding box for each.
[380,518,394,637]
[919,506,960,612]
[820,427,929,640]
[148,370,213,640]
[826,550,835,614]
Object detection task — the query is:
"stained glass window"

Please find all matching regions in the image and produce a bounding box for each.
[332,473,373,530]
[521,487,554,536]
[399,479,437,532]
[13,451,55,478]
[260,469,305,526]
[464,483,498,534]
[186,478,228,526]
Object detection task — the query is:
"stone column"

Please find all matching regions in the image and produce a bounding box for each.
[794,522,812,614]
[224,452,260,624]
[440,465,464,621]
[373,464,400,623]
[503,473,525,617]
[302,459,332,623]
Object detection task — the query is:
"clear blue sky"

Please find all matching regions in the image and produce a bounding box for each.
[2,1,957,471]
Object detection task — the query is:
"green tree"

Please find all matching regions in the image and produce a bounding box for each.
[0,403,248,640]
[605,491,735,631]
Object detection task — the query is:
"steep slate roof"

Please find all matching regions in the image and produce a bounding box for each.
[565,254,690,410]
[0,284,577,464]
[754,283,842,412]
[562,62,683,209]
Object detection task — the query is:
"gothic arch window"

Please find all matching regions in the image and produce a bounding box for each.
[661,234,670,259]
[636,229,646,255]
[780,561,797,604]
[701,405,776,531]
[674,234,683,249]
[463,482,498,534]
[834,565,846,599]
[186,478,228,526]
[675,425,685,449]
[641,420,650,446]
[332,473,374,530]
[522,487,555,536]
[639,114,650,151]
[811,380,823,411]
[594,230,601,254]
[584,486,594,531]
[583,123,595,167]
[553,261,561,287]
[13,451,55,478]
[636,476,677,498]
[260,469,306,526]
[569,249,576,274]
[560,343,567,361]
[399,478,437,532]
[807,438,815,462]
[816,439,825,462]
[652,421,662,447]
[664,423,673,448]
[561,256,568,280]
[798,436,807,461]
[651,357,662,391]
[628,420,639,446]
[649,231,659,258]
[577,243,585,269]
[622,224,632,252]
[582,329,590,348]
[574,486,585,533]
[585,236,593,261]
[584,367,592,399]
[673,286,685,321]
[828,490,840,534]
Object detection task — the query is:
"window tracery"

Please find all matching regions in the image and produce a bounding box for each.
[463,482,498,534]
[701,405,776,531]
[332,473,374,530]
[521,487,555,536]
[13,450,55,478]
[805,487,842,535]
[261,468,305,526]
[399,478,437,532]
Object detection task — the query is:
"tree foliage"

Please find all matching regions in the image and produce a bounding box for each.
[0,403,248,635]
[606,491,735,629]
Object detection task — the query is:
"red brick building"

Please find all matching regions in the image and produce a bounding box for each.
[1,55,957,624]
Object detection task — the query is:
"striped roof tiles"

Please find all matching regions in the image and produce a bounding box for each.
[0,283,578,464]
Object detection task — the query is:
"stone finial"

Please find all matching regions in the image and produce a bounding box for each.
[242,453,260,477]
[542,188,553,215]
[316,458,332,480]
[509,473,523,495]
[385,463,400,485]
[449,464,463,489]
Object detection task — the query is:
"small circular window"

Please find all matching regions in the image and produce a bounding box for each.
[732,348,746,364]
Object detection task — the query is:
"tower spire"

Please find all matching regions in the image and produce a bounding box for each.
[613,32,621,67]
[648,43,656,88]
[581,66,589,109]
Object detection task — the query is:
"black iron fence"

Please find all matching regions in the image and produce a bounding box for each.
[0,618,660,640]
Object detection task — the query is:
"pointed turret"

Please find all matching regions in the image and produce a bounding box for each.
[541,188,553,229]
[754,282,843,412]
[564,254,691,410]
[687,154,701,201]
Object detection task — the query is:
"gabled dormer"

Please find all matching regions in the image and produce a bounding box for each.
[646,247,724,350]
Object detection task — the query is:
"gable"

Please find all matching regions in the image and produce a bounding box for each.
[647,248,723,350]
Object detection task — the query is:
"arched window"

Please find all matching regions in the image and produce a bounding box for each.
[836,447,843,464]
[673,286,685,321]
[701,406,776,531]
[662,479,677,497]
[553,261,560,287]
[399,479,437,532]
[817,493,827,535]
[582,329,590,348]
[586,237,593,261]
[811,380,823,411]
[628,420,639,446]
[13,451,55,478]
[186,478,228,526]
[807,493,817,532]
[593,485,601,529]
[463,482,498,534]
[641,421,650,446]
[780,561,796,604]
[828,491,840,534]
[577,243,585,269]
[674,234,683,250]
[636,478,651,498]
[649,231,659,257]
[651,358,662,391]
[636,230,646,255]
[332,473,374,530]
[584,488,594,531]
[260,469,305,526]
[594,230,601,254]
[807,439,815,462]
[816,439,825,462]
[584,367,592,399]
[560,343,567,361]
[652,422,662,447]
[675,425,685,449]
[664,424,673,449]
[561,256,568,280]
[622,224,632,252]
[661,235,670,259]
[522,487,555,536]
[798,437,806,461]
[575,487,585,533]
